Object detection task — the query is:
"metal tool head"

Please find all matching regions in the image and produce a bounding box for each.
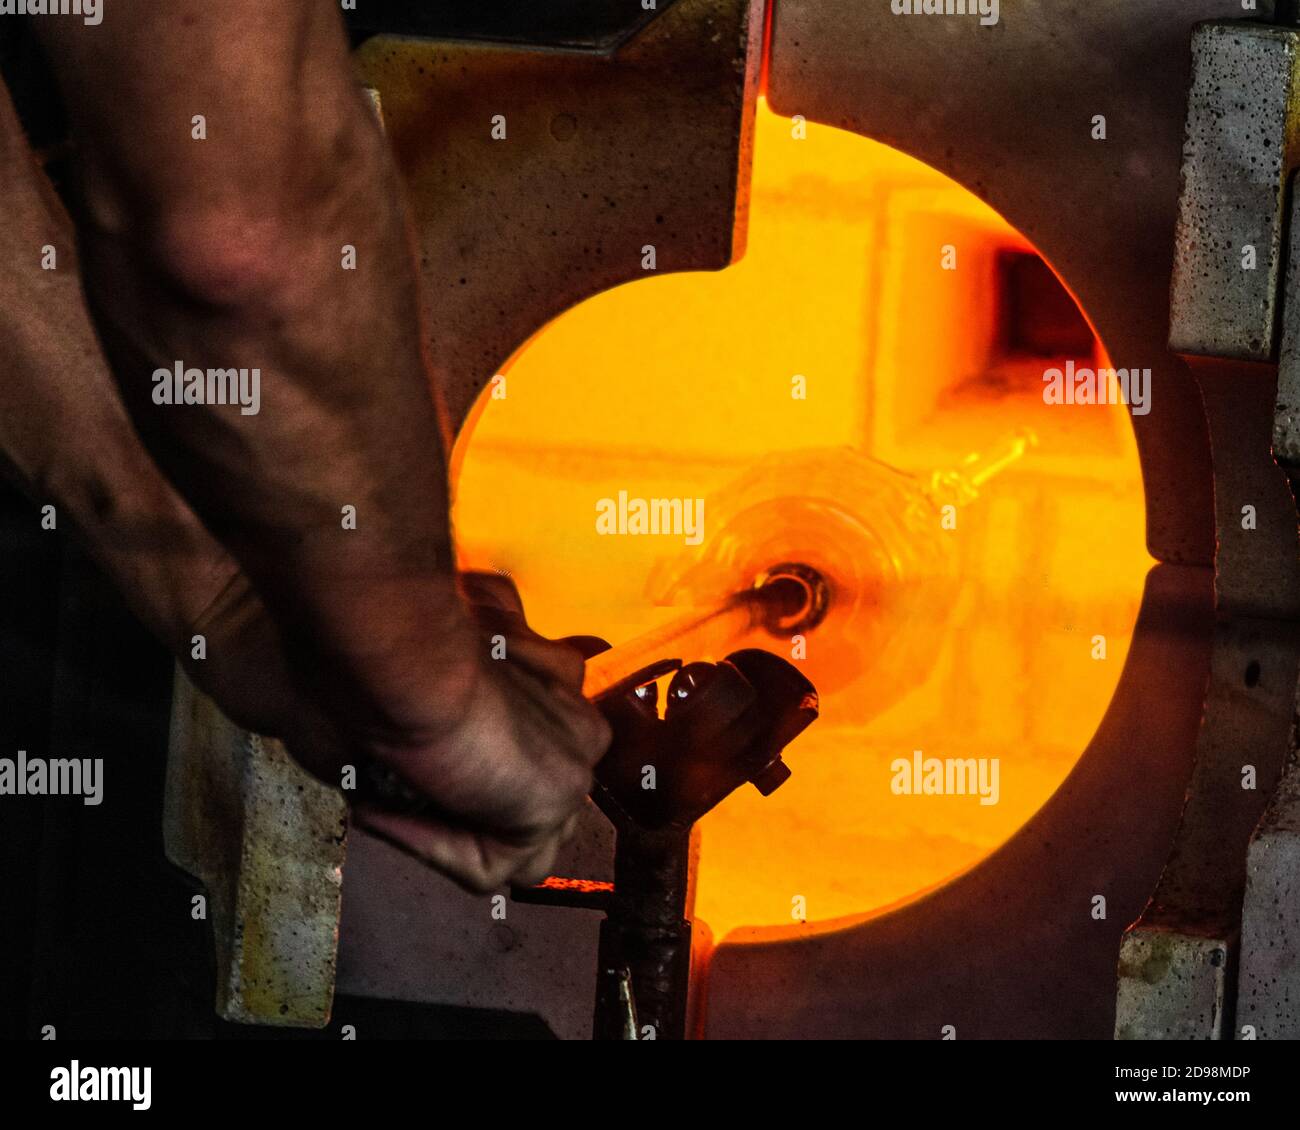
[594,648,818,830]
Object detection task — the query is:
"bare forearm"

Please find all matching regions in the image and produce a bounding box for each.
[0,7,609,892]
[0,330,234,654]
[0,85,234,653]
[34,2,479,734]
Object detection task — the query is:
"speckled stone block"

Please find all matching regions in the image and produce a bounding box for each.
[164,667,347,1028]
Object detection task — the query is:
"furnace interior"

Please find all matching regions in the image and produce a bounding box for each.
[451,99,1151,940]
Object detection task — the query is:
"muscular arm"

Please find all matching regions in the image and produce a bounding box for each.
[19,1,610,891]
[0,74,334,754]
[32,2,478,745]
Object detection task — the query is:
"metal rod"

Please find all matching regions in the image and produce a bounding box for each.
[593,823,696,1040]
[581,575,812,699]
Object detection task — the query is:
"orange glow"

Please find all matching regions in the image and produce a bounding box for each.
[536,877,615,895]
[452,100,1151,941]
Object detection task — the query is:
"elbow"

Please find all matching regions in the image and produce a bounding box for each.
[122,117,390,317]
[147,205,313,315]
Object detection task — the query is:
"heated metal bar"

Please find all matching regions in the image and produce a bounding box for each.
[582,573,818,698]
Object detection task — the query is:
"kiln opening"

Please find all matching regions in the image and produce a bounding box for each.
[451,99,1151,940]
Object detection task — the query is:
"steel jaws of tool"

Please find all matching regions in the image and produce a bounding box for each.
[514,648,819,1040]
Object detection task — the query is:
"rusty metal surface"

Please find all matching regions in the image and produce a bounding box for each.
[164,669,347,1028]
[1169,23,1300,364]
[352,0,766,428]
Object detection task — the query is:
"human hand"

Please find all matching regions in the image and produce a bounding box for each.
[351,572,611,891]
